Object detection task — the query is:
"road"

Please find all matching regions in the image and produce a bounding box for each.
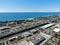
[0,23,49,42]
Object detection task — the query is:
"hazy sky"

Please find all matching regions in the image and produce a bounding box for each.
[0,0,60,12]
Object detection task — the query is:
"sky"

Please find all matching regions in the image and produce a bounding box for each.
[0,0,60,12]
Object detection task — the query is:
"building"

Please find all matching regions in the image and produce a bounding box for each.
[21,32,32,37]
[19,40,34,45]
[0,26,10,30]
[48,40,55,45]
[30,37,45,45]
[0,36,18,45]
[53,28,60,33]
[29,29,39,34]
[40,23,55,30]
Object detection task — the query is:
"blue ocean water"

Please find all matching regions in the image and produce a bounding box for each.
[0,12,60,21]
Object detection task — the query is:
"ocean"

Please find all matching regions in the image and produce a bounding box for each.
[0,12,60,21]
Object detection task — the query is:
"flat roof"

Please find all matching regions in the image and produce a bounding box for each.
[53,28,60,32]
[30,37,45,45]
[0,26,10,30]
[40,23,54,29]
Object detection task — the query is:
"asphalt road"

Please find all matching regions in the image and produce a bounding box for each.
[0,23,49,40]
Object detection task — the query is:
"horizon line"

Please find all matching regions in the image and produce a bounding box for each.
[0,11,60,13]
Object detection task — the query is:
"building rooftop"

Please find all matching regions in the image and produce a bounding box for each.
[53,28,60,32]
[21,32,32,37]
[40,23,55,29]
[30,37,45,45]
[19,40,33,45]
[0,26,10,30]
[30,34,46,45]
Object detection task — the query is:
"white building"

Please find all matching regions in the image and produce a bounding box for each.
[0,26,10,30]
[21,32,32,37]
[19,40,34,45]
[53,28,60,33]
[40,23,55,29]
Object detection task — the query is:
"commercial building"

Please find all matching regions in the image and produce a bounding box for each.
[30,37,45,45]
[40,23,55,29]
